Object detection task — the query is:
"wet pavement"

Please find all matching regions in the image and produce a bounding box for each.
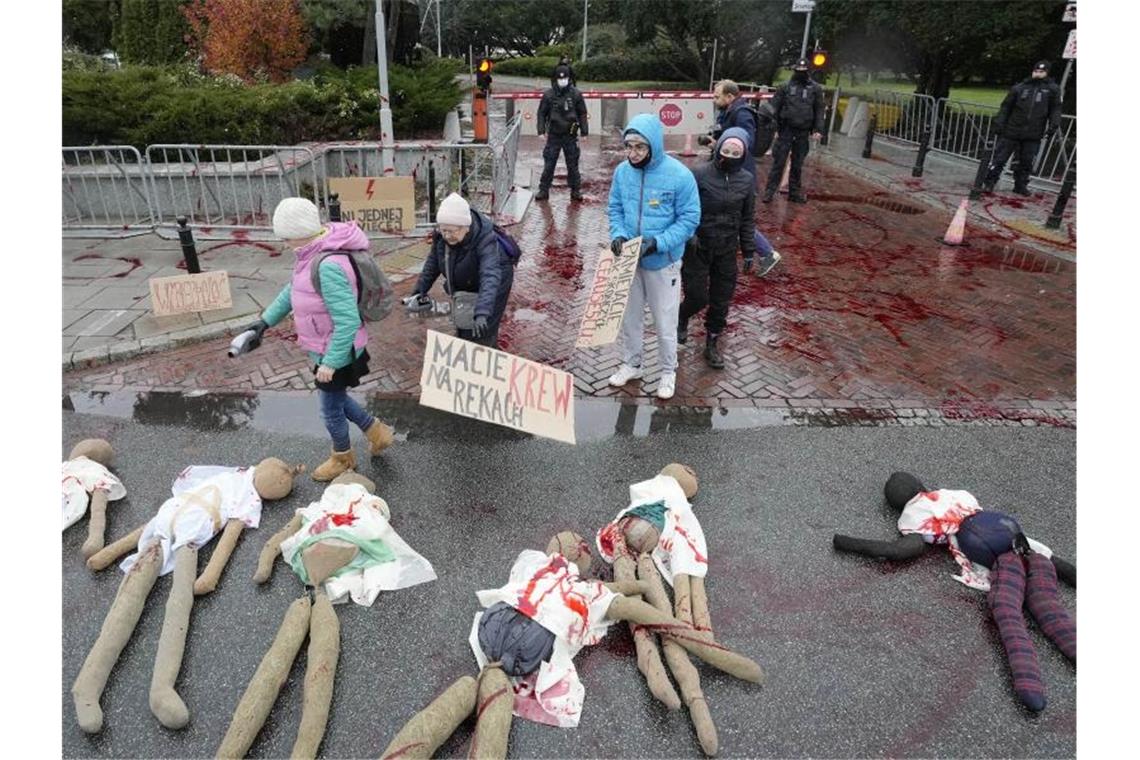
[64,132,1076,427]
[62,407,1076,759]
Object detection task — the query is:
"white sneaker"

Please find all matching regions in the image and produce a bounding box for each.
[656,372,676,400]
[608,363,644,386]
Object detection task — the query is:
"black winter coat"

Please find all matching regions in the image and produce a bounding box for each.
[771,78,825,133]
[691,158,758,259]
[714,98,758,147]
[995,77,1062,140]
[416,210,510,318]
[537,85,588,137]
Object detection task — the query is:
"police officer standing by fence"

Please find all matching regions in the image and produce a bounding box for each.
[535,62,588,202]
[763,58,825,204]
[982,61,1062,196]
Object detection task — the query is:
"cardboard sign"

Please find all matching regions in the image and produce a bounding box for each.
[576,237,641,348]
[328,176,415,232]
[1062,29,1076,59]
[419,330,576,444]
[149,271,233,317]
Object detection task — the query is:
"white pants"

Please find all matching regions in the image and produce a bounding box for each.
[619,261,682,374]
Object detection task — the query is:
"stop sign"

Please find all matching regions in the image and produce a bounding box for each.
[659,103,683,127]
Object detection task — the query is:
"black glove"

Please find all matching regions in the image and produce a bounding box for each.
[697,133,713,146]
[472,315,489,338]
[610,237,628,256]
[742,257,754,274]
[246,319,269,339]
[639,238,657,258]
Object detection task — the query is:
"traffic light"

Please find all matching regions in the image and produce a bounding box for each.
[811,49,829,68]
[476,58,493,91]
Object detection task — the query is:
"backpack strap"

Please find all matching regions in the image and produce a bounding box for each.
[310,251,362,305]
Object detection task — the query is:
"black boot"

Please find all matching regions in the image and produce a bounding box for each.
[570,188,584,202]
[534,186,550,201]
[704,334,724,369]
[677,317,689,345]
[789,191,808,203]
[762,188,776,203]
[1011,184,1032,197]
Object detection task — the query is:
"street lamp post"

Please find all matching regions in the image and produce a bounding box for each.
[375,1,395,174]
[582,0,588,61]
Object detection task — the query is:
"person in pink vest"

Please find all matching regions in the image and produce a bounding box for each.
[246,198,394,480]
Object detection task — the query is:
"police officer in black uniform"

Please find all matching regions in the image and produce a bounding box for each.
[535,62,588,202]
[762,58,825,204]
[983,61,1062,196]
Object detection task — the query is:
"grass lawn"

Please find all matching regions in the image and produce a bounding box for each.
[773,70,1006,108]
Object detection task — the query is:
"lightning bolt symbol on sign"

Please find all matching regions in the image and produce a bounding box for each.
[366,179,375,200]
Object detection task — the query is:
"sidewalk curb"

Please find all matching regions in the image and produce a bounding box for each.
[65,316,254,372]
[816,148,1077,264]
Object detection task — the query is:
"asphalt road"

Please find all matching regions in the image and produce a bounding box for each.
[62,401,1076,759]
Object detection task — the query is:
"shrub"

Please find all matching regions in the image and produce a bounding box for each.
[576,53,680,82]
[62,58,463,148]
[493,56,560,78]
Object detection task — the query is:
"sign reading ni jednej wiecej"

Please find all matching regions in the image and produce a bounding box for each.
[419,330,577,444]
[575,236,641,348]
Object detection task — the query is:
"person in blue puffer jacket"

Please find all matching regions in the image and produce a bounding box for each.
[606,113,701,400]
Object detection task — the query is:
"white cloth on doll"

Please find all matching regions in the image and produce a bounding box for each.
[898,488,1052,591]
[595,474,708,585]
[469,549,618,728]
[120,466,261,576]
[62,456,126,530]
[279,483,436,606]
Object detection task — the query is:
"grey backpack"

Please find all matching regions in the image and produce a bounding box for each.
[310,250,395,322]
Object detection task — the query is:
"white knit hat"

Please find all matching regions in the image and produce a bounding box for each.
[436,193,472,226]
[273,197,322,240]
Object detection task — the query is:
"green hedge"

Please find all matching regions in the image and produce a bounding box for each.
[62,58,464,148]
[493,56,561,78]
[492,53,685,83]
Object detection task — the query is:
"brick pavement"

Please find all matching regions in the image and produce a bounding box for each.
[64,134,1075,426]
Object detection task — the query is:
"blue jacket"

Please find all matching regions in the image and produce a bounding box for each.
[607,113,701,271]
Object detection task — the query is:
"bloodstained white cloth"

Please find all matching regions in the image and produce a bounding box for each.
[898,488,1052,591]
[120,466,261,577]
[280,483,437,606]
[62,457,125,530]
[595,474,708,584]
[469,549,618,728]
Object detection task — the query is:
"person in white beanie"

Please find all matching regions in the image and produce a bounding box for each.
[242,197,395,481]
[408,193,516,347]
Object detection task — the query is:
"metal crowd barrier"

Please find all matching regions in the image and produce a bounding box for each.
[62,146,153,234]
[144,144,320,232]
[867,89,938,146]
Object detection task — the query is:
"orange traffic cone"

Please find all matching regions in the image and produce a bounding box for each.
[680,133,696,157]
[941,199,969,246]
[778,155,791,193]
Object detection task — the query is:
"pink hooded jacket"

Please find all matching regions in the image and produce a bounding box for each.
[289,222,370,357]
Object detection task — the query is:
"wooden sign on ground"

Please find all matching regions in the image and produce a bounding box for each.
[575,236,641,348]
[328,176,415,232]
[419,329,576,444]
[149,271,233,317]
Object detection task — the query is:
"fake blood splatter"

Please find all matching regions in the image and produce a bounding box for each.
[70,253,143,279]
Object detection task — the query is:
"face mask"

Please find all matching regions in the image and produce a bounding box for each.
[557,78,569,87]
[716,154,744,172]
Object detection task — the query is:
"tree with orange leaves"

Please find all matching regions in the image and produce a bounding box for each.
[182,0,310,83]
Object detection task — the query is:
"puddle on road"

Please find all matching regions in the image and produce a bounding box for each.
[65,390,790,443]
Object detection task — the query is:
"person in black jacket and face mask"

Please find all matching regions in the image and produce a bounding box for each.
[762,58,824,204]
[983,61,1063,196]
[536,63,589,201]
[678,128,757,369]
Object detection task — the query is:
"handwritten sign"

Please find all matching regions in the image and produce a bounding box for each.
[419,330,576,444]
[328,176,415,233]
[575,236,641,348]
[149,271,232,317]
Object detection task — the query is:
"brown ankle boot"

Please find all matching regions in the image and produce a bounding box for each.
[364,420,394,455]
[312,449,355,482]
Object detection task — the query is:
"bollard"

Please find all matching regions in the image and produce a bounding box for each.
[862,114,877,158]
[328,192,341,222]
[175,216,201,274]
[1045,166,1075,230]
[912,129,931,177]
[428,161,437,222]
[969,142,996,200]
[820,101,833,146]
